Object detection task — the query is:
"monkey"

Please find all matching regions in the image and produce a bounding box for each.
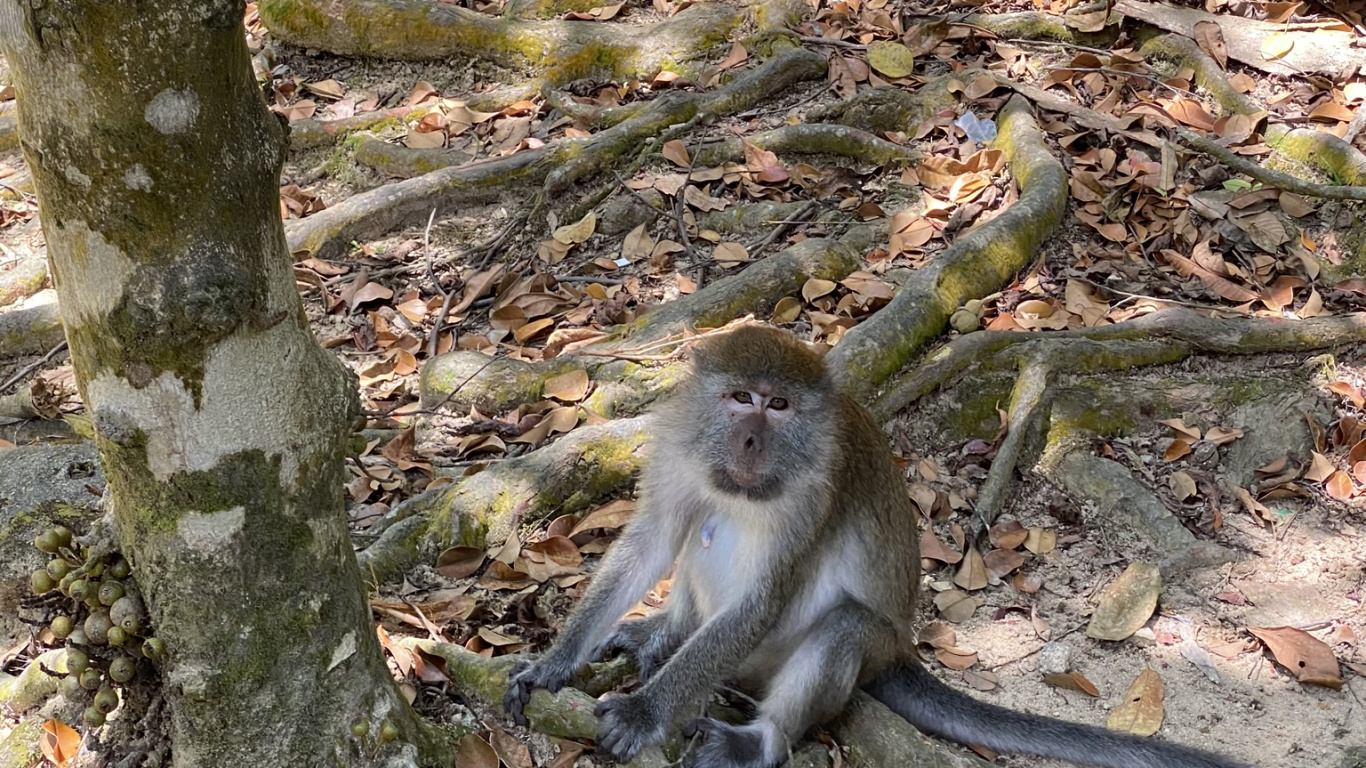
[504,324,1247,768]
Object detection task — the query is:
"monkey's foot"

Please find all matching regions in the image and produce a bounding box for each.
[682,718,783,768]
[503,657,575,726]
[595,692,667,763]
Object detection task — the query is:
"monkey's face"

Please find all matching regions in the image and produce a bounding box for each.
[695,378,830,501]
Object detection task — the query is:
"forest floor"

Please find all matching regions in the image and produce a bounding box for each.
[0,0,1364,766]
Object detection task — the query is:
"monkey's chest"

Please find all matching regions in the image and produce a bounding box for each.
[677,515,764,619]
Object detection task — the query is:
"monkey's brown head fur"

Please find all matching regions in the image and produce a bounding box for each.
[662,325,836,501]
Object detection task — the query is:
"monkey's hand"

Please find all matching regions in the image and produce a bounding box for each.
[595,691,667,763]
[595,615,680,681]
[503,657,576,727]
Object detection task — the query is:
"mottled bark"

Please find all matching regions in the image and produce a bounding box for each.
[0,2,448,766]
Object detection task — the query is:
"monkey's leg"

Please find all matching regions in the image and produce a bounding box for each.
[684,602,890,768]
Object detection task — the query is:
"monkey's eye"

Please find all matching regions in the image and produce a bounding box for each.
[768,397,789,411]
[732,391,753,405]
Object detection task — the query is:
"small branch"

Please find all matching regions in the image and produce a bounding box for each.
[798,35,866,50]
[0,340,68,394]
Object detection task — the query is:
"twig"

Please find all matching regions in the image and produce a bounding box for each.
[1173,126,1366,201]
[476,212,525,270]
[1041,65,1195,96]
[0,340,68,394]
[1075,277,1252,315]
[1000,38,1113,55]
[422,209,459,361]
[556,275,624,285]
[798,35,866,50]
[744,200,821,253]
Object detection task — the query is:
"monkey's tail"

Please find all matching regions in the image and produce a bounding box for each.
[864,663,1252,768]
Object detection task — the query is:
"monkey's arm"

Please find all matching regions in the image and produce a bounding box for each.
[592,560,797,761]
[504,504,690,723]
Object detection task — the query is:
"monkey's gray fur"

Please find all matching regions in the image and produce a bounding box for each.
[505,325,1248,768]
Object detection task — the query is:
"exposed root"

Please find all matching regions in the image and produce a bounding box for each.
[809,71,975,135]
[1173,127,1366,202]
[359,417,649,583]
[0,245,47,308]
[352,136,474,179]
[972,355,1050,536]
[258,0,743,86]
[871,308,1366,419]
[287,106,426,151]
[284,48,827,258]
[0,649,63,713]
[1116,0,1366,76]
[0,299,64,360]
[419,228,867,416]
[828,95,1068,400]
[596,233,863,350]
[691,123,920,169]
[409,639,989,768]
[961,10,1118,48]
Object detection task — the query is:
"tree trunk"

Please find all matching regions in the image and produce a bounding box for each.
[0,2,443,765]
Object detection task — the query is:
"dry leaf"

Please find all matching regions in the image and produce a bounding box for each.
[1169,470,1198,500]
[1106,668,1165,736]
[552,212,597,245]
[661,139,691,168]
[1192,20,1227,69]
[1260,32,1295,60]
[571,499,636,534]
[866,40,916,78]
[435,546,486,579]
[1247,626,1343,689]
[934,589,982,623]
[953,548,989,591]
[40,720,80,767]
[1023,527,1056,554]
[544,369,590,402]
[455,734,499,768]
[1325,470,1354,500]
[1087,562,1161,641]
[1042,671,1100,696]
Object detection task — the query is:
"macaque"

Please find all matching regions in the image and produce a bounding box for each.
[505,325,1245,768]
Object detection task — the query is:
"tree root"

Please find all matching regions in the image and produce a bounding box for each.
[1116,0,1366,76]
[284,47,827,258]
[872,308,1366,419]
[828,94,1068,401]
[0,648,63,713]
[0,296,64,360]
[352,136,474,179]
[1174,127,1366,201]
[419,228,867,415]
[258,0,743,86]
[961,10,1118,48]
[0,245,47,309]
[287,106,426,152]
[691,123,920,169]
[808,70,976,135]
[972,354,1050,536]
[0,718,43,768]
[408,639,988,768]
[359,416,650,581]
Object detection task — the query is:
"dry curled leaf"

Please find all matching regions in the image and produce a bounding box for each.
[1043,671,1100,696]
